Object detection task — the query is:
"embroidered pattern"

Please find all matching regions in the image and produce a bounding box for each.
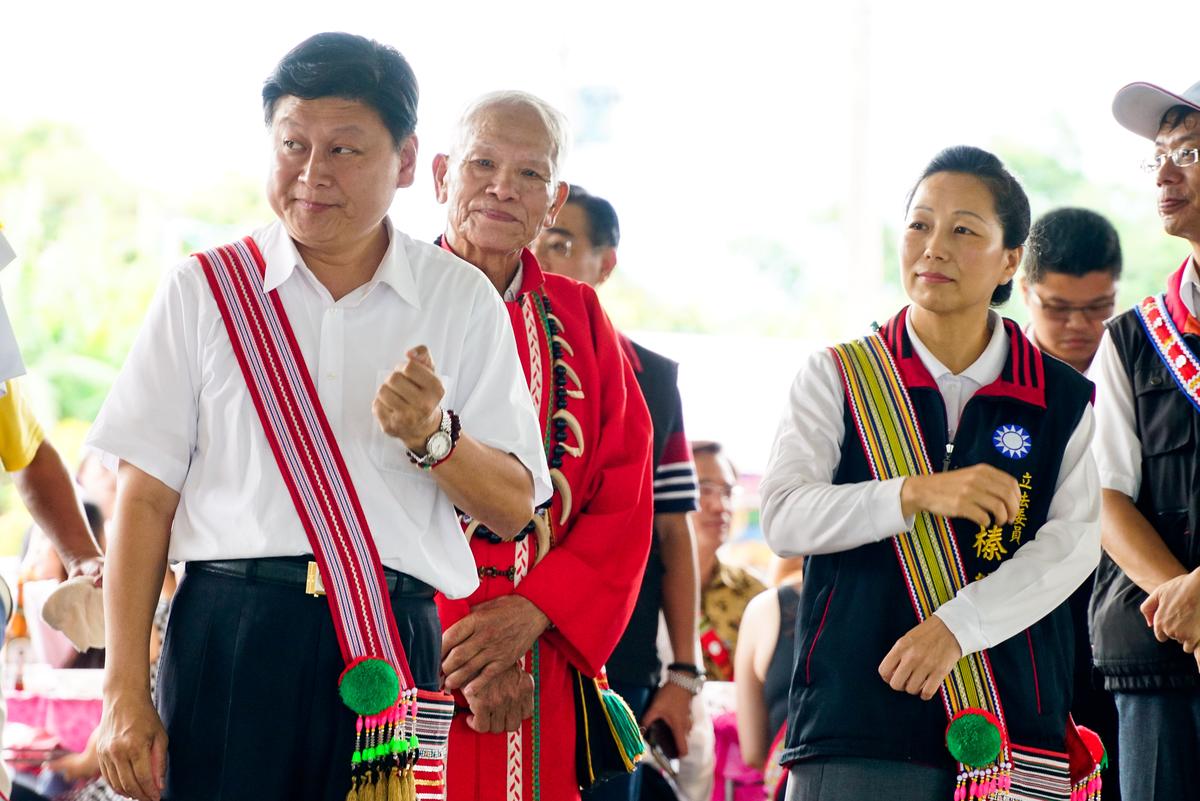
[993,424,1032,459]
[1135,293,1200,414]
[974,525,1008,562]
[523,299,544,415]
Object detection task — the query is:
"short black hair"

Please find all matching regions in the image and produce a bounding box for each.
[1160,103,1200,133]
[566,185,620,248]
[1024,207,1122,284]
[906,145,1030,305]
[691,440,738,480]
[262,32,419,147]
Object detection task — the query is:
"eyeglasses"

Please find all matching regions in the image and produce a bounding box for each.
[1140,147,1200,173]
[533,235,575,260]
[1025,289,1115,322]
[698,480,741,502]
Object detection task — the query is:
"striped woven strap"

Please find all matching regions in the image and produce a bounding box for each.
[830,334,1005,726]
[1135,293,1200,415]
[196,237,412,688]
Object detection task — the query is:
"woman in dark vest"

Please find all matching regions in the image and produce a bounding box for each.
[760,146,1102,801]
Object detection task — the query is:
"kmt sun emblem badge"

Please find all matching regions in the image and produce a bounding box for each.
[993,424,1032,459]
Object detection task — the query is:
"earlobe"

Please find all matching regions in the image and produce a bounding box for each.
[396,135,419,189]
[597,249,618,286]
[432,154,450,204]
[545,182,570,226]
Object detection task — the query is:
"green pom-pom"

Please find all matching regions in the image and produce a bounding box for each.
[351,750,362,766]
[409,735,420,751]
[364,745,376,762]
[946,712,1002,768]
[338,657,400,715]
[392,736,406,754]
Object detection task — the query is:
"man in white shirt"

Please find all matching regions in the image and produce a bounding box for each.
[1091,79,1200,801]
[87,34,549,801]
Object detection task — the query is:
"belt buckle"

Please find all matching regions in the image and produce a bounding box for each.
[305,561,326,597]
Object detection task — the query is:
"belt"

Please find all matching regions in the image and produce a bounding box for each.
[187,557,436,599]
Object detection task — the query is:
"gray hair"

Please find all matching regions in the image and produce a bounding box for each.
[451,90,571,183]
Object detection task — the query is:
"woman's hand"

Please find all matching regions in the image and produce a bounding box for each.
[901,465,1020,529]
[878,616,963,701]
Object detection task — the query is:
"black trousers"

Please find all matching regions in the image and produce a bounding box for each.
[157,559,440,801]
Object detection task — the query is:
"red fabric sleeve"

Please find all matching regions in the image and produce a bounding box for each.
[516,284,654,677]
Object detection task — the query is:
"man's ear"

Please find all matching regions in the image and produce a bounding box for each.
[396,136,419,189]
[597,247,618,286]
[432,153,450,204]
[544,181,570,226]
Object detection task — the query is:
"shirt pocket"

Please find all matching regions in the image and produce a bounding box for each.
[1132,367,1194,513]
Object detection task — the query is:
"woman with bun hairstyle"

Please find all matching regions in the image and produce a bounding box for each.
[761,146,1104,801]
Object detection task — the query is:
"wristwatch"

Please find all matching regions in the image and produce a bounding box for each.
[665,662,706,696]
[407,409,459,470]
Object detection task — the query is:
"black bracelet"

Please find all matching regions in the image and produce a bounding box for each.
[667,662,702,676]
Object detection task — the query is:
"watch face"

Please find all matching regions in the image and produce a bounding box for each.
[427,430,453,461]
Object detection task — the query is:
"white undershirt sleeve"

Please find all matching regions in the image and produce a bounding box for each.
[761,349,913,558]
[1088,331,1141,499]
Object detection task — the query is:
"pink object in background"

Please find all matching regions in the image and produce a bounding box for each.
[711,710,766,801]
[6,693,102,753]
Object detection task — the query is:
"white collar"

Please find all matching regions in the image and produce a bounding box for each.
[502,263,524,303]
[1182,255,1200,319]
[259,217,421,309]
[905,308,1009,386]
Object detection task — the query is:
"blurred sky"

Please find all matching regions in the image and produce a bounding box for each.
[3,0,1197,469]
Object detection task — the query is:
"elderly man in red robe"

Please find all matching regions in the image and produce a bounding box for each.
[431,91,654,801]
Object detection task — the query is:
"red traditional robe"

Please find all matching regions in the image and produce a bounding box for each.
[435,245,654,801]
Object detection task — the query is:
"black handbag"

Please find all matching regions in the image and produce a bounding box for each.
[571,667,647,789]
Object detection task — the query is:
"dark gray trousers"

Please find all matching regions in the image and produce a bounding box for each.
[785,758,954,801]
[1114,689,1200,801]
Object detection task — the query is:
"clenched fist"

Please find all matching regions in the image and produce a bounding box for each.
[373,345,445,452]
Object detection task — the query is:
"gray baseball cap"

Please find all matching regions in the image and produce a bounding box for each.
[1113,80,1200,140]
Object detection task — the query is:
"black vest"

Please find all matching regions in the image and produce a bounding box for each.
[607,340,680,687]
[1089,307,1200,690]
[781,313,1093,768]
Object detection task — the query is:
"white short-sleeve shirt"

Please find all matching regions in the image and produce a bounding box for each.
[86,219,551,599]
[1090,256,1200,500]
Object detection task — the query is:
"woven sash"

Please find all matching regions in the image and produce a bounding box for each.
[832,334,1016,800]
[1135,293,1200,414]
[197,236,450,800]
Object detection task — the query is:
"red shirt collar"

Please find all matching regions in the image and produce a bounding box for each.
[1163,257,1195,332]
[437,236,546,299]
[878,306,1046,409]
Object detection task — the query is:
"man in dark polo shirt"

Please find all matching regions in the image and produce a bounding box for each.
[1019,207,1123,800]
[534,186,702,801]
[1092,78,1200,800]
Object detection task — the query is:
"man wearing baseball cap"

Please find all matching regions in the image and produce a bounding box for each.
[1090,79,1200,799]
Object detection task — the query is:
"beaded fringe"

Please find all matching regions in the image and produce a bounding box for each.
[347,692,420,801]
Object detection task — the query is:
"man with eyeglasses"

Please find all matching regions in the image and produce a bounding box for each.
[1020,208,1121,373]
[1017,206,1124,799]
[690,441,764,684]
[534,187,704,801]
[1089,79,1200,800]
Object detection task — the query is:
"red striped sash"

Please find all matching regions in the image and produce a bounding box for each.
[197,236,449,798]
